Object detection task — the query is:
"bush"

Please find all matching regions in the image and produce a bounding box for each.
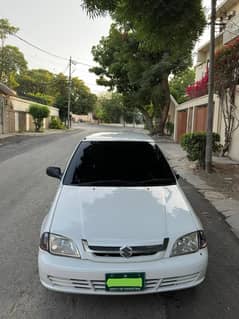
[49,117,65,129]
[29,104,50,132]
[180,132,221,168]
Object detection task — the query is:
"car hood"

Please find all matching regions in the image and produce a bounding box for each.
[50,185,199,246]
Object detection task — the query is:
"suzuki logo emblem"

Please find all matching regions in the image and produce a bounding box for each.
[120,245,133,258]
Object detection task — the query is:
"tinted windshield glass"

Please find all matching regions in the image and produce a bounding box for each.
[64,141,176,186]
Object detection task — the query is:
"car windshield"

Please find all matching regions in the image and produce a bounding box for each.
[63,141,176,187]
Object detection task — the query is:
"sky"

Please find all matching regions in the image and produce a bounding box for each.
[1,0,112,94]
[1,0,213,94]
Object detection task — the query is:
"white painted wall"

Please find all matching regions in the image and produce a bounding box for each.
[10,97,59,117]
[15,112,19,132]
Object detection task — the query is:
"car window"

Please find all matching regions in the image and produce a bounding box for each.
[63,141,176,186]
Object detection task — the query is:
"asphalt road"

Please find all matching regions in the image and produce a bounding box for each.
[0,124,239,319]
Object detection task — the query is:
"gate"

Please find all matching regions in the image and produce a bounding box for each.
[18,112,27,132]
[194,105,208,132]
[176,110,188,142]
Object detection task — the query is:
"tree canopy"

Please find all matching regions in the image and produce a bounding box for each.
[0,45,27,86]
[0,19,20,85]
[53,74,97,121]
[29,103,50,132]
[84,1,205,134]
[90,24,196,133]
[0,18,18,45]
[82,0,205,53]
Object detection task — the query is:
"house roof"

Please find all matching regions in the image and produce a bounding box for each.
[0,82,17,96]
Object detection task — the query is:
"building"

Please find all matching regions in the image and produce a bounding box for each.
[0,82,59,134]
[0,83,17,134]
[174,0,239,161]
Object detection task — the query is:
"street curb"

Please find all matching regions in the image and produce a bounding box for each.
[0,128,81,142]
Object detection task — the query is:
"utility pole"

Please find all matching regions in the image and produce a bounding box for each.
[67,56,72,129]
[205,0,217,173]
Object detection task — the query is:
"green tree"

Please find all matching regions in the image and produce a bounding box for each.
[96,93,124,123]
[0,45,27,87]
[53,74,97,122]
[170,68,195,104]
[90,25,193,133]
[90,26,154,131]
[71,77,97,114]
[0,19,18,45]
[29,104,50,132]
[82,0,205,134]
[16,69,54,96]
[0,19,19,83]
[82,0,205,52]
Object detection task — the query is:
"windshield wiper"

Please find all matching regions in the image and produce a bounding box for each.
[71,179,135,186]
[134,178,176,186]
[72,178,175,186]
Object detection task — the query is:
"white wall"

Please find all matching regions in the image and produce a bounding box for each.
[10,97,59,117]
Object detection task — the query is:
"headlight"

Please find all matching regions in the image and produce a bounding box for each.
[40,233,81,258]
[171,231,202,257]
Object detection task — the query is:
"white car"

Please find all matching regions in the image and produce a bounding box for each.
[38,132,208,295]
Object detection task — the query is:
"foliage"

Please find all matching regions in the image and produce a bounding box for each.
[95,92,136,123]
[21,92,54,105]
[71,77,97,114]
[186,70,208,99]
[53,75,97,122]
[165,121,174,136]
[49,117,65,129]
[95,93,124,123]
[0,19,19,43]
[170,68,195,103]
[16,70,97,121]
[90,24,195,134]
[82,1,205,54]
[0,45,27,86]
[16,69,54,95]
[214,40,239,156]
[87,0,205,133]
[0,19,20,85]
[29,104,50,132]
[180,132,221,168]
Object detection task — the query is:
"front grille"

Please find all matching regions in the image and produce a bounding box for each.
[48,273,199,292]
[48,276,92,290]
[82,238,169,257]
[48,275,160,291]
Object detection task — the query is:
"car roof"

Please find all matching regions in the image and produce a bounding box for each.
[83,131,155,143]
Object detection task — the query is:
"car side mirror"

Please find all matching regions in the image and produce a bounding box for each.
[46,167,62,179]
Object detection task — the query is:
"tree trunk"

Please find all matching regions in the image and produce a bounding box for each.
[154,76,171,135]
[140,108,154,134]
[220,86,238,156]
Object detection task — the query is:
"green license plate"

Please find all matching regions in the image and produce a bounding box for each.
[105,273,145,292]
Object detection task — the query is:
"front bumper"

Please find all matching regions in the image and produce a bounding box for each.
[38,248,208,295]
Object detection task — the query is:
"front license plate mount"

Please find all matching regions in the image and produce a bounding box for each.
[105,272,145,292]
